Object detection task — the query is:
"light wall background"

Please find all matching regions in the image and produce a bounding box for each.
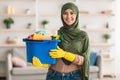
[114,0,120,77]
[0,0,120,77]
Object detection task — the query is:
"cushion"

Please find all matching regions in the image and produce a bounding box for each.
[12,57,27,67]
[90,66,99,72]
[90,52,98,66]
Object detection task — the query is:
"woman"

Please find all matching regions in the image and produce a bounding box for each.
[46,2,90,80]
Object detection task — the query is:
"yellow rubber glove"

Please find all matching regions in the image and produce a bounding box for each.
[49,47,76,62]
[32,56,49,68]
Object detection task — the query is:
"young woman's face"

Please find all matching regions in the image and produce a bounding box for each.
[63,9,77,26]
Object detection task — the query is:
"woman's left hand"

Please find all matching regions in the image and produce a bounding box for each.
[49,46,65,58]
[49,46,76,62]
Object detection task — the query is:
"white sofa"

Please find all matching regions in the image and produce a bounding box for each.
[6,53,48,80]
[6,52,103,80]
[89,54,103,80]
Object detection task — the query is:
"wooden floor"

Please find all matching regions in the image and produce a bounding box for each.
[92,78,119,80]
[0,77,119,80]
[0,77,6,80]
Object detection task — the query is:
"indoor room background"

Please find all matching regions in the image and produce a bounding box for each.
[0,0,120,79]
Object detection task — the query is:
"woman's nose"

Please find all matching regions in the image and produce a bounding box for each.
[67,13,71,18]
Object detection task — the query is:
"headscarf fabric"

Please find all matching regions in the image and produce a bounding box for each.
[58,2,90,80]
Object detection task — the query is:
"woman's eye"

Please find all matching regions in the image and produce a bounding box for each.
[63,11,75,15]
[64,12,67,15]
[70,12,75,15]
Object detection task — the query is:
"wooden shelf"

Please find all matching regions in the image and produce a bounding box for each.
[2,0,35,1]
[81,28,114,32]
[39,14,59,16]
[0,42,113,48]
[80,13,115,16]
[38,13,115,17]
[0,43,25,48]
[103,58,114,61]
[38,0,115,1]
[0,29,35,32]
[79,0,115,1]
[90,42,114,47]
[0,13,35,17]
[38,0,75,1]
[103,73,116,78]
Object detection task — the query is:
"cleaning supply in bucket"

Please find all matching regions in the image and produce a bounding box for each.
[23,30,60,65]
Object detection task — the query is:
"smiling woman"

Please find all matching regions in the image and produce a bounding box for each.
[46,2,90,80]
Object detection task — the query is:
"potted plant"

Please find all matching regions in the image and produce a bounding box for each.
[41,20,49,29]
[3,17,14,29]
[103,33,111,43]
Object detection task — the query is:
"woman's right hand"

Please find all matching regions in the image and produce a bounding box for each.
[32,56,49,68]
